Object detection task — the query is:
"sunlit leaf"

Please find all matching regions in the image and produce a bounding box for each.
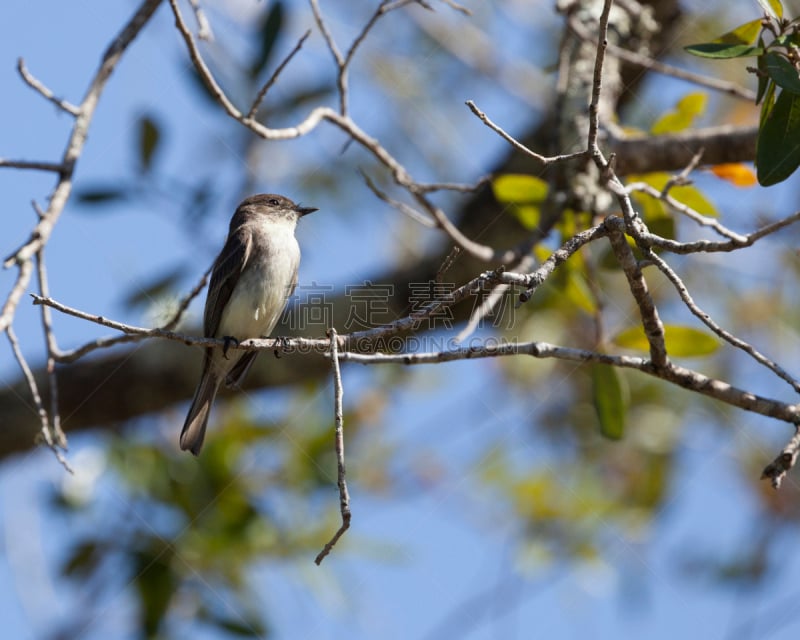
[757,0,783,19]
[592,364,626,440]
[613,325,720,357]
[757,89,800,186]
[137,114,160,173]
[651,92,707,134]
[763,52,800,94]
[684,20,764,58]
[709,163,758,187]
[492,174,549,203]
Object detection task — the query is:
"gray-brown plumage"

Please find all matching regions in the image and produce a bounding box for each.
[180,194,317,455]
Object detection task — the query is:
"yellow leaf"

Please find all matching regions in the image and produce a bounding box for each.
[492,174,548,203]
[651,93,708,135]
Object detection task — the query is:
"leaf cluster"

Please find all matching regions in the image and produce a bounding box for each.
[686,0,800,185]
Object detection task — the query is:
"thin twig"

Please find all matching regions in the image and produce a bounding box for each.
[626,181,748,242]
[315,328,351,565]
[5,327,72,473]
[16,58,81,116]
[587,0,613,158]
[645,249,800,394]
[360,169,436,227]
[162,265,212,331]
[607,228,668,369]
[661,147,705,195]
[309,0,344,67]
[437,0,471,16]
[35,247,66,448]
[0,159,66,173]
[466,100,588,167]
[171,0,504,261]
[415,176,490,194]
[247,30,312,120]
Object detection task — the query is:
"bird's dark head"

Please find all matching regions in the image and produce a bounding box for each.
[233,194,317,228]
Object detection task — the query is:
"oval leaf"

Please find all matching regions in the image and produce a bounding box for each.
[685,19,764,58]
[592,364,626,440]
[492,174,549,203]
[684,42,764,58]
[757,88,800,186]
[763,52,800,94]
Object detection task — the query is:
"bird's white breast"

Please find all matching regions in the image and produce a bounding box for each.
[217,220,300,340]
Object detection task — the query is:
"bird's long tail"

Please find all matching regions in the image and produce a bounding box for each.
[180,350,222,456]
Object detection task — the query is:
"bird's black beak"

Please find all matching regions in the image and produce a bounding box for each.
[297,205,318,217]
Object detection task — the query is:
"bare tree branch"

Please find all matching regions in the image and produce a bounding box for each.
[247,30,312,120]
[315,328,351,565]
[16,57,81,116]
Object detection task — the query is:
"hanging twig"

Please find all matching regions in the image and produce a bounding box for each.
[315,328,351,565]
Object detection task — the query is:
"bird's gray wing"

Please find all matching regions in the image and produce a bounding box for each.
[204,226,252,338]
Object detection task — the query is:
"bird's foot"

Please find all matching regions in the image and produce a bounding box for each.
[222,336,240,359]
[273,336,290,359]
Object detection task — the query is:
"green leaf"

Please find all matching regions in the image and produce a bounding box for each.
[613,325,720,357]
[684,19,764,58]
[492,174,549,203]
[757,0,783,19]
[137,114,160,173]
[756,40,770,105]
[763,52,800,94]
[249,2,284,78]
[684,42,764,58]
[651,92,707,134]
[591,364,626,440]
[757,88,800,186]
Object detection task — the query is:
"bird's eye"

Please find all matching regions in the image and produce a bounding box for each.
[269,198,279,206]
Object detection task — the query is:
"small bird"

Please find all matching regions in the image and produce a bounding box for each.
[180,193,317,455]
